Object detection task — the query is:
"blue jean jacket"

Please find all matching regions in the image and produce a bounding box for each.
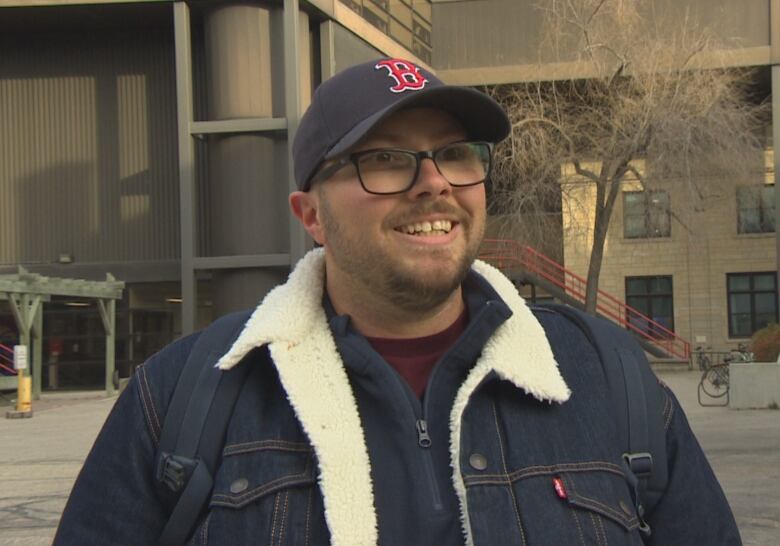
[54,250,740,545]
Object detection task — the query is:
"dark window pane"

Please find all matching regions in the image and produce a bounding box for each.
[626,276,674,335]
[727,272,779,337]
[761,185,775,208]
[729,293,751,314]
[728,275,750,292]
[754,294,776,315]
[626,279,647,295]
[738,185,775,234]
[754,274,776,291]
[624,216,646,238]
[626,297,649,315]
[651,277,672,294]
[654,298,673,316]
[730,313,753,337]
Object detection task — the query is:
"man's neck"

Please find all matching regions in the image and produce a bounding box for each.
[325,275,465,339]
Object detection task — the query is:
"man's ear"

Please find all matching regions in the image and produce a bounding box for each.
[289,191,326,245]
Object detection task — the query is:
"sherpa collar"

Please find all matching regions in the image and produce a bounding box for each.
[216,248,570,546]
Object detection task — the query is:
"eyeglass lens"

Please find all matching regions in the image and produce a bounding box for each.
[356,142,490,194]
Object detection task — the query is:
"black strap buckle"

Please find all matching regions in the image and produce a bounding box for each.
[156,452,197,493]
[623,452,653,479]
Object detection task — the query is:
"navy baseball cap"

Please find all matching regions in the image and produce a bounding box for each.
[292,58,511,191]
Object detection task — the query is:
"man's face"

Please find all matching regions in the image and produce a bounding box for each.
[292,107,487,312]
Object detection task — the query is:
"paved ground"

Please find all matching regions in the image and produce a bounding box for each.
[0,371,778,545]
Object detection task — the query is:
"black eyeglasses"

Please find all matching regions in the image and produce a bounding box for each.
[309,141,494,195]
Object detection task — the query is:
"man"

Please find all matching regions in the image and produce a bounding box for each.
[56,58,740,545]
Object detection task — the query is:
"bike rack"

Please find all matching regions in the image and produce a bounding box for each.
[697,365,730,407]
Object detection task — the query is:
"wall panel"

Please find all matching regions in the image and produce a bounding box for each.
[0,28,179,266]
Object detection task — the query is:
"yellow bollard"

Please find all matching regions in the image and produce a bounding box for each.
[17,375,32,412]
[6,373,33,419]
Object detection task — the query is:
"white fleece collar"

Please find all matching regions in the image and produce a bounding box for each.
[216,248,570,546]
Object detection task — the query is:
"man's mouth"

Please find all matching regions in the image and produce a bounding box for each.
[395,220,454,237]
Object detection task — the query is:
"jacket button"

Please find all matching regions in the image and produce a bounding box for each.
[469,453,488,470]
[230,478,249,494]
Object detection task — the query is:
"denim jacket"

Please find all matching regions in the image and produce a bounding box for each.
[55,249,740,545]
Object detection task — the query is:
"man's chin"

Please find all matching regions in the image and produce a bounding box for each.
[385,264,472,311]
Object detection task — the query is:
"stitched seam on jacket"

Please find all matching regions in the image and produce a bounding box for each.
[598,513,609,546]
[199,512,211,545]
[491,400,527,546]
[571,496,638,529]
[270,492,281,546]
[136,365,161,445]
[662,388,674,431]
[464,462,625,486]
[570,503,587,546]
[223,440,311,457]
[211,457,314,508]
[278,490,290,546]
[569,474,637,530]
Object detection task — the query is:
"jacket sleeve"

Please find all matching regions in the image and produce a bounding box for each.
[646,384,741,545]
[53,335,197,545]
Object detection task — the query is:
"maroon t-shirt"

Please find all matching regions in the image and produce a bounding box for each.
[365,308,469,399]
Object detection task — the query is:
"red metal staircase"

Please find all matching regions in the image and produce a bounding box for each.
[479,239,690,360]
[0,342,16,376]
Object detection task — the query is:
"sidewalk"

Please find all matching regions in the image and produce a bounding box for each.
[0,371,778,545]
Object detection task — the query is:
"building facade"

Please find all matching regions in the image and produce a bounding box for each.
[0,0,778,389]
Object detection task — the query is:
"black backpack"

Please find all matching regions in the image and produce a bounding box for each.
[153,304,668,545]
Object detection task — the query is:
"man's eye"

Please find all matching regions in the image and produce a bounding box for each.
[360,151,411,170]
[375,152,397,163]
[439,145,468,161]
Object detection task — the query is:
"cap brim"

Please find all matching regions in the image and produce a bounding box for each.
[323,86,510,160]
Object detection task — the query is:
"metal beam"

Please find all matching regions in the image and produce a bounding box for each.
[174,1,197,335]
[0,279,122,299]
[284,0,308,267]
[320,20,337,80]
[772,0,780,319]
[193,253,291,270]
[32,304,42,399]
[101,299,116,397]
[190,117,287,136]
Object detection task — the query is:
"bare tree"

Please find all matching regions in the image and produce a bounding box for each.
[488,0,767,313]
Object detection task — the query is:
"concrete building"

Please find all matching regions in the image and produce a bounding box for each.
[0,0,777,389]
[0,0,432,387]
[432,0,780,356]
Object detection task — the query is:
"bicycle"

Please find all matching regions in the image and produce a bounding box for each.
[694,346,712,371]
[723,343,753,364]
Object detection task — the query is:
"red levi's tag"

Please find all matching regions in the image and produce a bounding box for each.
[553,477,568,500]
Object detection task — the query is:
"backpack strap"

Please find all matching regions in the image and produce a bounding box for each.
[155,311,253,546]
[535,304,668,535]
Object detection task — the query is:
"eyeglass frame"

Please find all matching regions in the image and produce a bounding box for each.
[307,140,495,195]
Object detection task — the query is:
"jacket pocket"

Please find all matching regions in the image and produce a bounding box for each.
[200,440,327,546]
[465,462,644,546]
[558,466,640,532]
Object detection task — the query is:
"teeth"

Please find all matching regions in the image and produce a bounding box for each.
[398,220,452,235]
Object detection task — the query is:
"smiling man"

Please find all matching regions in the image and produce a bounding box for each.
[56,59,740,546]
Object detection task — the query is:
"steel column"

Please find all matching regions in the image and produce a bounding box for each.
[772,0,780,316]
[174,1,198,335]
[285,0,308,266]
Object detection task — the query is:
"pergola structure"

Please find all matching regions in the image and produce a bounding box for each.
[0,267,124,397]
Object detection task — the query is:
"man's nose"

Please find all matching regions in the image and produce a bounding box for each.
[408,157,451,199]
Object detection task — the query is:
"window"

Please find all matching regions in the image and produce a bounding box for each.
[625,276,674,337]
[623,191,671,239]
[338,0,431,57]
[727,273,778,337]
[737,185,775,234]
